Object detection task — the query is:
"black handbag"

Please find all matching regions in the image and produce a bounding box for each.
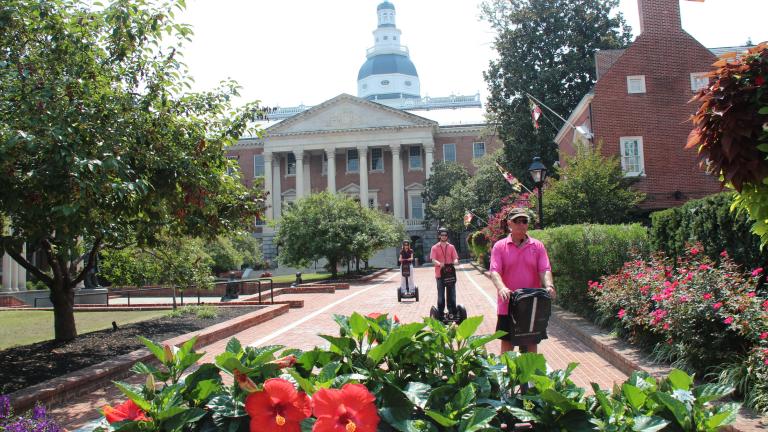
[440,263,457,286]
[508,288,551,344]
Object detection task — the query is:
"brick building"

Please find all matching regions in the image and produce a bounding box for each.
[226,1,499,267]
[554,0,739,210]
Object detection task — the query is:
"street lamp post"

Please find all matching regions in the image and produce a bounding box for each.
[528,156,547,229]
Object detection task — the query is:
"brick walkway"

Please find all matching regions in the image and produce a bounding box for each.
[53,264,628,430]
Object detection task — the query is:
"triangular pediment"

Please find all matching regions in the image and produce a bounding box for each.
[265,94,437,136]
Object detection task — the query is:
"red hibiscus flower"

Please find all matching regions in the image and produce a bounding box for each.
[617,309,626,319]
[366,312,400,323]
[234,369,258,393]
[245,378,311,432]
[312,383,379,432]
[751,267,764,277]
[103,399,150,423]
[724,316,734,325]
[759,332,767,340]
[713,302,723,310]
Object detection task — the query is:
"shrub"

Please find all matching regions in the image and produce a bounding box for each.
[649,192,767,271]
[589,245,768,413]
[166,305,218,319]
[532,224,650,316]
[98,314,740,431]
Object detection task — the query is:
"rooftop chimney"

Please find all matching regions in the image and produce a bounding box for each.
[638,0,682,35]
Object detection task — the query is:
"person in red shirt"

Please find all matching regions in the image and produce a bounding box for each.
[490,208,556,354]
[430,227,459,318]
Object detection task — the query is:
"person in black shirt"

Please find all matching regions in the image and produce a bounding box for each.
[399,240,415,294]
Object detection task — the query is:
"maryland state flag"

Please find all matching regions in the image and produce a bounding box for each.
[495,161,522,192]
[530,101,543,130]
[463,211,474,227]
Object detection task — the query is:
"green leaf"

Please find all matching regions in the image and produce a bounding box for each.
[632,415,669,432]
[653,392,690,429]
[540,388,581,412]
[288,370,316,395]
[456,316,483,340]
[425,410,459,427]
[225,338,242,355]
[468,330,507,349]
[115,381,151,412]
[349,312,368,338]
[318,335,355,355]
[368,322,424,363]
[404,382,431,408]
[622,383,647,411]
[138,336,166,362]
[758,106,768,115]
[692,383,734,404]
[515,352,547,383]
[458,407,497,432]
[666,369,693,390]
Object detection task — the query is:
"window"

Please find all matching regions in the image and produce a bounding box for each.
[381,80,390,86]
[443,143,456,162]
[690,72,709,92]
[346,149,359,173]
[620,136,645,177]
[409,194,424,219]
[370,148,384,171]
[408,146,422,170]
[405,80,412,86]
[368,197,376,209]
[472,142,485,158]
[627,75,646,94]
[286,153,296,176]
[253,154,265,177]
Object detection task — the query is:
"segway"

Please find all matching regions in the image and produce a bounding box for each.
[429,263,467,324]
[508,288,552,346]
[397,262,419,302]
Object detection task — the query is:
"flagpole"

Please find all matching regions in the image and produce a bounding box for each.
[525,92,578,131]
[467,209,487,226]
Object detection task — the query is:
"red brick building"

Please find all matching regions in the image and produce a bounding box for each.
[555,0,733,210]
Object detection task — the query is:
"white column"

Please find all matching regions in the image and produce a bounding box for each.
[294,149,304,198]
[303,155,311,194]
[16,244,26,290]
[390,144,405,219]
[357,146,369,207]
[424,141,435,180]
[273,155,282,218]
[325,148,336,193]
[263,152,274,220]
[2,251,13,291]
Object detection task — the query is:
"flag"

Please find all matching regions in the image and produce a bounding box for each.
[530,101,543,130]
[463,211,473,227]
[495,161,522,192]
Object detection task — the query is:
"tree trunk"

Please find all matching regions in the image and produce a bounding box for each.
[50,280,77,341]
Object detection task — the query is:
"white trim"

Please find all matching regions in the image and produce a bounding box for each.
[554,93,594,144]
[253,154,265,178]
[619,136,645,177]
[442,143,457,162]
[627,75,646,94]
[472,142,486,159]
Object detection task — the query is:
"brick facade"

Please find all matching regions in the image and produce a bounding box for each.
[556,0,723,210]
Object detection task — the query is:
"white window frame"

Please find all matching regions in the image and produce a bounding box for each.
[286,153,296,176]
[472,142,486,159]
[253,154,265,178]
[443,143,457,162]
[346,149,359,173]
[408,192,424,220]
[627,75,646,94]
[620,136,645,177]
[690,72,709,92]
[370,148,384,172]
[408,146,422,171]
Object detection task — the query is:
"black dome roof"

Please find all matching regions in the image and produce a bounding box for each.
[357,54,418,80]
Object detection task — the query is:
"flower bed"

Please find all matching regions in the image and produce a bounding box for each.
[93,313,740,431]
[589,245,768,414]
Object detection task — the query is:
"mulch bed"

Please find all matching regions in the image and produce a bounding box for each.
[0,307,260,395]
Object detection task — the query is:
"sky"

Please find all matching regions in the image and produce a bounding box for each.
[175,0,768,109]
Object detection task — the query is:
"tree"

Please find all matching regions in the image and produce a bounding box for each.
[687,43,768,244]
[274,192,405,277]
[206,236,244,275]
[422,161,470,226]
[231,232,264,269]
[541,142,645,226]
[0,0,266,340]
[481,0,632,185]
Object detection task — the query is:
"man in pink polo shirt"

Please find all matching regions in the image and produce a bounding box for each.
[490,208,556,354]
[430,227,459,319]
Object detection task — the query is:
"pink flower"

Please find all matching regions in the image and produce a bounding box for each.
[663,323,670,330]
[640,285,650,295]
[763,300,768,311]
[713,302,723,310]
[679,295,689,302]
[703,293,713,300]
[720,250,728,258]
[751,267,764,277]
[759,332,767,340]
[747,292,756,298]
[699,264,711,271]
[690,247,700,255]
[618,309,626,319]
[724,317,734,325]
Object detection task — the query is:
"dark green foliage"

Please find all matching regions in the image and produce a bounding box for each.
[422,161,470,227]
[481,0,632,187]
[531,224,650,316]
[542,143,645,226]
[649,193,768,271]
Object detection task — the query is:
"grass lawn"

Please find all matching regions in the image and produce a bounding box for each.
[267,272,331,283]
[0,310,168,350]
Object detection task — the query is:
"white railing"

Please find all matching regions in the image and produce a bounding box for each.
[405,218,425,230]
[366,45,409,57]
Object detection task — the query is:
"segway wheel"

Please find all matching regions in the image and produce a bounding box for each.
[415,287,419,302]
[457,305,467,324]
[429,306,439,320]
[397,289,402,302]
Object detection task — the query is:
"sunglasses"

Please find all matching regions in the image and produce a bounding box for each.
[439,233,448,236]
[509,218,529,225]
